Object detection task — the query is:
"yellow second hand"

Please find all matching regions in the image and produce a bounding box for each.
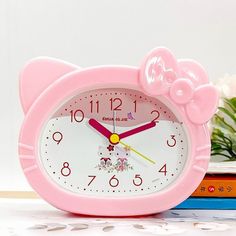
[119,141,156,164]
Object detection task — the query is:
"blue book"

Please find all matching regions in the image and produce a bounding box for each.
[175,197,236,210]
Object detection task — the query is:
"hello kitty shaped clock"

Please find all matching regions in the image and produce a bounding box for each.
[19,47,218,216]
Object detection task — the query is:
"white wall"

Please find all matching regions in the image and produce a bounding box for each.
[1,0,236,190]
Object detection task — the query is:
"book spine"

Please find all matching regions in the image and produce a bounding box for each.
[175,197,236,209]
[191,178,236,197]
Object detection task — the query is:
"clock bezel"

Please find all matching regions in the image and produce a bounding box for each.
[19,66,210,216]
[38,87,190,196]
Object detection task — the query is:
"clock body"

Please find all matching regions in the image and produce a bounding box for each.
[19,48,218,216]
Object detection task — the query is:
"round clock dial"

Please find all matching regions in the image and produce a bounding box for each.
[39,88,188,196]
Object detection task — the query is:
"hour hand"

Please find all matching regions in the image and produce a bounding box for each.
[88,118,112,139]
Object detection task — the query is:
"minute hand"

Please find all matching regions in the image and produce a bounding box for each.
[119,121,156,139]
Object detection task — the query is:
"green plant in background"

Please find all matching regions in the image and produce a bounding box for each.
[211,97,236,161]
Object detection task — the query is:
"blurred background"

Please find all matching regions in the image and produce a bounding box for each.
[1,0,236,191]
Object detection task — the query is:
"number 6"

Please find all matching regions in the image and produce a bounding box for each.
[109,175,119,187]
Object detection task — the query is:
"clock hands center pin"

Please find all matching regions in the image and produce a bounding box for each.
[88,118,156,164]
[88,118,120,144]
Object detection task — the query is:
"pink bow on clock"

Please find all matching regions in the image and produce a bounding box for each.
[139,47,219,125]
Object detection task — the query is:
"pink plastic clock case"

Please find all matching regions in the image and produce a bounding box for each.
[19,47,218,216]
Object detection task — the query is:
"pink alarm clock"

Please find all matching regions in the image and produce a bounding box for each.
[19,47,218,216]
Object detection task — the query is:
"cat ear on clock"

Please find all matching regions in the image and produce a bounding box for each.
[19,57,79,114]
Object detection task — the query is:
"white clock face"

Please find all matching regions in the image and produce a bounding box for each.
[39,88,188,197]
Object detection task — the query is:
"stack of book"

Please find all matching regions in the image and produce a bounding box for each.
[176,161,236,209]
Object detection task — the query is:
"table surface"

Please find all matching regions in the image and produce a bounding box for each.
[1,198,236,236]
